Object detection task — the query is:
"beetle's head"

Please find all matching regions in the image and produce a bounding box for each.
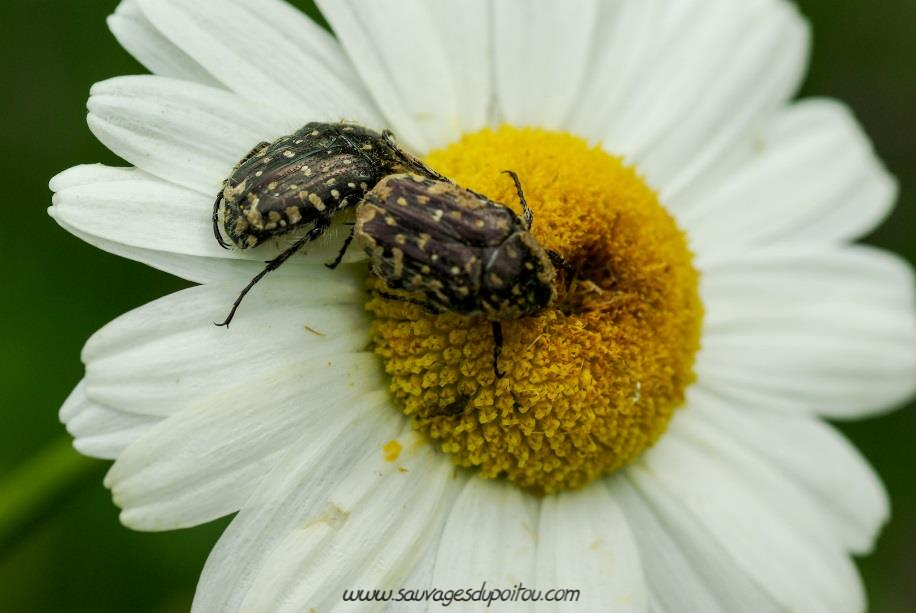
[519,240,558,313]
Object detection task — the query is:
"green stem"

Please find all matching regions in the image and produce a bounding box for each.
[0,437,100,551]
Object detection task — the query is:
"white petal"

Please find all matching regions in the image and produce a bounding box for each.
[536,486,647,613]
[425,0,493,135]
[108,0,220,86]
[87,75,290,194]
[237,429,456,613]
[50,164,245,284]
[49,163,140,192]
[138,0,380,125]
[60,380,160,460]
[676,99,896,252]
[698,246,916,418]
[600,0,808,198]
[612,478,756,613]
[627,432,865,613]
[430,478,537,613]
[105,351,385,530]
[52,165,220,257]
[493,0,598,130]
[316,0,491,152]
[671,405,849,557]
[685,388,888,554]
[49,164,367,283]
[83,279,366,417]
[382,523,444,613]
[192,390,409,612]
[52,210,260,284]
[567,1,660,140]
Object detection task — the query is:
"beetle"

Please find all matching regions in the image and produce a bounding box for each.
[212,121,445,326]
[350,171,562,376]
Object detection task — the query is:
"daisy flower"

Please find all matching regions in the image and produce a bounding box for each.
[50,0,915,611]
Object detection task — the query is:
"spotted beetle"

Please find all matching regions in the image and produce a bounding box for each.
[213,122,445,326]
[348,171,564,376]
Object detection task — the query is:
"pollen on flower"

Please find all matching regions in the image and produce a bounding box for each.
[383,439,402,462]
[367,127,703,495]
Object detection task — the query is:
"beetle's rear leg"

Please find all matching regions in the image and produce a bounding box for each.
[213,141,271,249]
[491,321,505,378]
[325,224,356,270]
[216,219,331,327]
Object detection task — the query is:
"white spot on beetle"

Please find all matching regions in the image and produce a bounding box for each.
[308,193,326,211]
[286,207,302,224]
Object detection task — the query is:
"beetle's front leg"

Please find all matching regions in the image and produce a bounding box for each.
[548,249,575,289]
[212,187,231,249]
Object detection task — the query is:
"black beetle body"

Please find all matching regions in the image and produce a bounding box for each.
[213,122,444,326]
[355,173,557,320]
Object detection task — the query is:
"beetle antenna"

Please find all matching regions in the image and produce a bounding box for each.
[502,170,533,230]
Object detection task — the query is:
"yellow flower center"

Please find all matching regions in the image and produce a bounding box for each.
[367,127,702,494]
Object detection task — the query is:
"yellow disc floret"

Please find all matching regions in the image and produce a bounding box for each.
[367,127,702,495]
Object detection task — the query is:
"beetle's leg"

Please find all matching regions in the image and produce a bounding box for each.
[491,320,506,379]
[212,188,230,249]
[502,170,533,230]
[548,249,575,289]
[372,289,440,315]
[325,224,356,269]
[216,220,330,327]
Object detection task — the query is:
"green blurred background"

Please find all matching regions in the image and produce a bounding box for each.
[0,1,913,611]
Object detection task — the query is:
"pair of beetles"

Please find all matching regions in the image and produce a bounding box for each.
[213,122,566,376]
